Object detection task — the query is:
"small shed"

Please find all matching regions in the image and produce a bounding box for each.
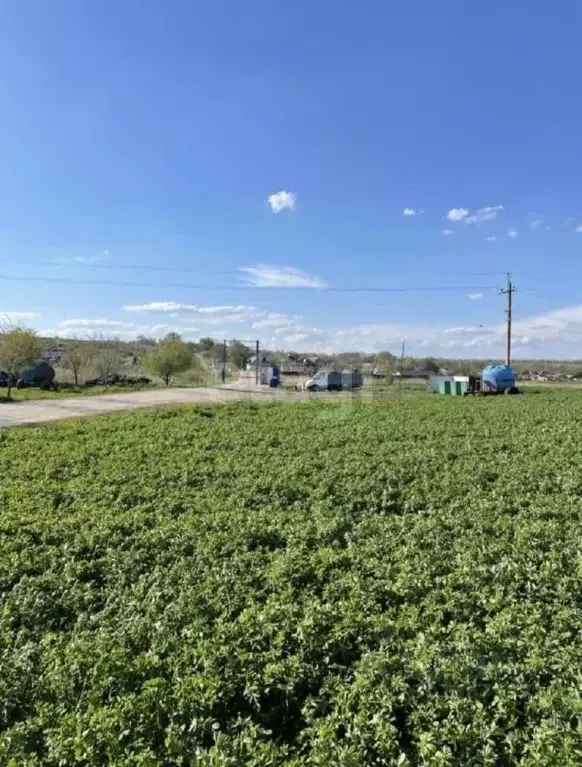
[429,375,470,395]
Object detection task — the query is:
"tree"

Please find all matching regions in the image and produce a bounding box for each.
[198,337,216,353]
[61,339,93,386]
[94,346,122,383]
[136,334,156,346]
[421,357,441,374]
[142,335,193,386]
[0,325,42,399]
[228,340,251,370]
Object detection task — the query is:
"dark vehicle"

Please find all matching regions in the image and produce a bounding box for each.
[16,362,57,391]
[0,371,12,388]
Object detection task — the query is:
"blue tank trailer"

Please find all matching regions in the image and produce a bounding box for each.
[429,365,519,396]
[466,365,519,396]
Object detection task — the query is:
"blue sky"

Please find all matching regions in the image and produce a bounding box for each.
[2,0,582,357]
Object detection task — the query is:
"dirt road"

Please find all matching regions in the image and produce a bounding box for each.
[0,386,298,428]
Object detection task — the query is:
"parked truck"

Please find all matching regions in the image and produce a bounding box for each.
[304,370,363,392]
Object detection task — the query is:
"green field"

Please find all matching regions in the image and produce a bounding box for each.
[2,392,582,765]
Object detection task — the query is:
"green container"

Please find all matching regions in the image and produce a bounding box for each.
[438,379,468,396]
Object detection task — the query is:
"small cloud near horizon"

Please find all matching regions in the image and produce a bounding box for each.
[468,293,483,300]
[403,207,422,216]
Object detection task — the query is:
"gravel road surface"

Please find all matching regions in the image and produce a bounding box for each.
[0,386,298,428]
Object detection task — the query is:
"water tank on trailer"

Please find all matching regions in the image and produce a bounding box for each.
[481,364,516,392]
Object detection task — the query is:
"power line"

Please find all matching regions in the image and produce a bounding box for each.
[8,259,508,279]
[10,259,222,275]
[0,273,500,293]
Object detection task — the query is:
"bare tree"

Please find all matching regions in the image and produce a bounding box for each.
[61,337,94,386]
[94,346,122,383]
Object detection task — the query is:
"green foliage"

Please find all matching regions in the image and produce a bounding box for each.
[227,340,251,370]
[0,325,42,396]
[3,391,582,764]
[142,336,194,386]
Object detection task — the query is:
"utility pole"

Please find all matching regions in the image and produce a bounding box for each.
[221,340,227,383]
[501,273,515,366]
[398,337,406,390]
[255,340,260,385]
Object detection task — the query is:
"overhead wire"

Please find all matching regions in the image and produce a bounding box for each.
[0,272,501,293]
[7,258,508,279]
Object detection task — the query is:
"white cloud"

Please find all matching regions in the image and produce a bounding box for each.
[0,311,39,321]
[48,318,202,340]
[403,207,422,216]
[59,318,137,330]
[575,225,582,233]
[267,190,297,213]
[283,332,310,344]
[446,208,469,222]
[252,313,303,330]
[446,205,503,227]
[441,229,455,236]
[468,293,483,300]
[31,300,582,357]
[465,205,504,226]
[507,227,518,238]
[240,264,327,289]
[485,236,497,242]
[123,302,260,318]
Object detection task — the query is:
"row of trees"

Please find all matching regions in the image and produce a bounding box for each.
[0,325,203,397]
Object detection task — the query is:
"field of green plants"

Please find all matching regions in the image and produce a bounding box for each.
[2,391,582,765]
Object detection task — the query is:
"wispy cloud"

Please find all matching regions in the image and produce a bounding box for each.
[465,205,503,226]
[403,207,422,216]
[446,206,503,226]
[251,312,303,330]
[446,208,469,222]
[267,190,297,214]
[59,318,135,329]
[59,249,111,265]
[575,225,582,233]
[507,227,518,238]
[0,310,40,322]
[468,293,483,300]
[485,236,497,242]
[529,213,546,230]
[441,229,455,237]
[123,302,260,317]
[46,319,202,340]
[240,264,327,289]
